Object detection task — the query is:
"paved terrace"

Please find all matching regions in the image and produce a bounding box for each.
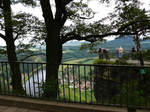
[0,96,149,112]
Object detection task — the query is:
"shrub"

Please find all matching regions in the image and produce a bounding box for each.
[93,58,150,106]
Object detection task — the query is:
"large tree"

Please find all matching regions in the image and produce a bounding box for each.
[0,0,25,93]
[39,0,138,99]
[0,0,43,94]
[39,0,92,98]
[112,1,150,65]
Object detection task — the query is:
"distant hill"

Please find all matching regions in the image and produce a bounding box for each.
[97,36,150,51]
[1,36,150,63]
[63,40,87,46]
[35,36,150,51]
[62,36,150,63]
[62,36,150,51]
[62,46,97,62]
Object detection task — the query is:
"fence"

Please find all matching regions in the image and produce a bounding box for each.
[0,61,150,109]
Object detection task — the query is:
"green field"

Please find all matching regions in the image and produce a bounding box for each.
[64,57,96,64]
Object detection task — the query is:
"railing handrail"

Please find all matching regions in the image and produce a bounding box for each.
[0,60,150,68]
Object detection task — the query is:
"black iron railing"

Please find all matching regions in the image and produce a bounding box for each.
[0,61,150,109]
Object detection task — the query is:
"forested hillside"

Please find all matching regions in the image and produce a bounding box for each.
[1,37,150,64]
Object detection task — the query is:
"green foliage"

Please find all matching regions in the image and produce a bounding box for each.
[12,12,45,47]
[93,58,114,64]
[93,58,150,106]
[117,4,150,35]
[122,49,150,61]
[12,0,37,7]
[115,59,128,65]
[67,0,94,20]
[62,46,97,62]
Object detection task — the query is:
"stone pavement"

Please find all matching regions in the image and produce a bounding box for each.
[0,105,44,112]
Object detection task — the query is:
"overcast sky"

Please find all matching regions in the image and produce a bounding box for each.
[0,0,150,46]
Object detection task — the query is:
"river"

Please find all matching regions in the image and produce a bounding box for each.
[24,70,46,97]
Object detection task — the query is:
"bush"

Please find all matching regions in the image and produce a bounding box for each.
[93,58,115,65]
[93,58,150,106]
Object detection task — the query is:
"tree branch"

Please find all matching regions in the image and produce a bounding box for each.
[118,19,150,32]
[55,0,68,30]
[40,0,54,25]
[61,31,136,44]
[64,0,73,5]
[0,32,6,41]
[14,32,22,41]
[72,14,94,20]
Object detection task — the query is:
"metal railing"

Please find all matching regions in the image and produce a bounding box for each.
[0,61,150,109]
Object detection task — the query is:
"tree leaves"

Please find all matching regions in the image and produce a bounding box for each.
[12,0,37,7]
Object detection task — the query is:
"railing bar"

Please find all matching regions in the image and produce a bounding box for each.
[40,64,44,92]
[127,68,129,107]
[62,65,65,101]
[0,63,2,95]
[22,63,27,96]
[1,62,6,95]
[36,64,40,98]
[72,65,76,102]
[32,63,36,97]
[101,66,104,105]
[67,65,70,102]
[119,71,122,106]
[5,62,10,95]
[95,65,98,104]
[145,79,148,108]
[106,67,109,105]
[131,70,134,107]
[84,66,87,103]
[90,65,93,103]
[57,65,60,101]
[138,73,142,107]
[78,65,81,103]
[27,63,32,97]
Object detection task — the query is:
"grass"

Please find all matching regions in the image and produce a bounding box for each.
[64,57,96,64]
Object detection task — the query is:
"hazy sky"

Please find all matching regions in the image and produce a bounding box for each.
[0,0,150,46]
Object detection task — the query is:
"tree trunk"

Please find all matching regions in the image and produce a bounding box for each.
[135,34,144,66]
[6,40,24,94]
[3,0,24,94]
[39,0,63,99]
[43,27,62,99]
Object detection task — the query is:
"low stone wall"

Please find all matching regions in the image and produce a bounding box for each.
[0,95,127,112]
